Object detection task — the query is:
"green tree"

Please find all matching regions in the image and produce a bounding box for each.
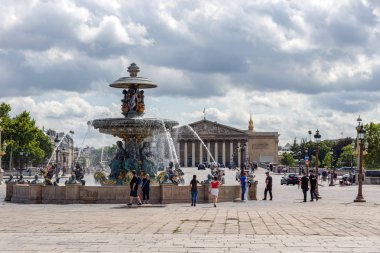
[323,152,332,169]
[0,103,11,119]
[334,138,353,159]
[90,144,117,167]
[317,140,333,167]
[337,144,355,168]
[0,103,53,168]
[290,138,299,155]
[281,153,296,166]
[364,122,380,168]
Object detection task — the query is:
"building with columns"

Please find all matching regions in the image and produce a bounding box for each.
[177,115,279,167]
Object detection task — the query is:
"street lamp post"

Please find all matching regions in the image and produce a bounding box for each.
[25,153,29,176]
[297,151,301,175]
[0,119,6,184]
[314,130,321,195]
[329,148,335,186]
[354,125,366,202]
[305,148,309,176]
[69,130,74,168]
[351,141,355,172]
[54,135,60,167]
[18,151,24,179]
[239,144,246,170]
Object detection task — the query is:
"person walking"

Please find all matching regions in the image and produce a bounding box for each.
[309,170,318,201]
[210,176,221,207]
[221,172,226,185]
[239,172,248,201]
[298,173,309,202]
[128,170,142,207]
[189,175,200,206]
[262,171,273,200]
[141,174,150,204]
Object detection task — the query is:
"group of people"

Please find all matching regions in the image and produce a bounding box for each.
[127,170,151,207]
[299,170,319,202]
[188,170,273,207]
[129,168,324,207]
[189,175,221,207]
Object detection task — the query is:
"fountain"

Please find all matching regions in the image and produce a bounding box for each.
[91,63,179,184]
[5,63,257,204]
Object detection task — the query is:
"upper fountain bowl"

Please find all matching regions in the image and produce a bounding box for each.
[110,76,157,89]
[109,62,157,89]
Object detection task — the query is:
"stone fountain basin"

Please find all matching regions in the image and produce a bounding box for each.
[6,184,257,204]
[92,117,178,136]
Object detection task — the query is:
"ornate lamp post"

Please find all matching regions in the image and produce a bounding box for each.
[238,144,247,170]
[314,130,321,195]
[297,151,301,175]
[69,130,74,168]
[0,119,6,184]
[354,124,366,202]
[351,141,355,172]
[305,147,309,176]
[54,135,60,167]
[18,150,24,179]
[329,147,335,186]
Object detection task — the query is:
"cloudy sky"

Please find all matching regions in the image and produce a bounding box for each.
[1,0,380,148]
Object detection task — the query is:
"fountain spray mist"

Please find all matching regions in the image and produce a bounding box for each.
[46,132,69,166]
[185,125,216,164]
[75,121,92,166]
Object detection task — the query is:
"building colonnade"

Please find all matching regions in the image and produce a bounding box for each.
[179,139,247,167]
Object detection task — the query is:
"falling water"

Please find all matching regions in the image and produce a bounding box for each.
[168,133,179,165]
[185,124,216,164]
[47,132,69,166]
[75,121,92,165]
[100,134,105,165]
[161,120,179,165]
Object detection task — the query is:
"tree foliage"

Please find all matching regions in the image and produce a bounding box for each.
[337,144,356,168]
[364,122,380,168]
[281,152,296,166]
[0,103,53,169]
[90,144,117,167]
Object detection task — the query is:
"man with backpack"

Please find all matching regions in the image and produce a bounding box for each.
[128,170,142,207]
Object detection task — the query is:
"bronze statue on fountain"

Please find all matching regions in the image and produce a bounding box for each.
[39,165,59,186]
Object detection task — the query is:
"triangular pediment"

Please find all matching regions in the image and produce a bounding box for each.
[177,119,246,137]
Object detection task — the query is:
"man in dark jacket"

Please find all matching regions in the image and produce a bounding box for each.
[299,173,309,202]
[128,170,142,207]
[309,170,318,201]
[262,171,273,200]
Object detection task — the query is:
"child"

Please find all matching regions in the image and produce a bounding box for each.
[210,176,222,207]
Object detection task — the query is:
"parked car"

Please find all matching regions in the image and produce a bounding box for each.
[337,167,356,172]
[281,173,300,185]
[203,162,211,168]
[198,164,206,170]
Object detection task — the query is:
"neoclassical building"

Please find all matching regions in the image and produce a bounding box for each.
[177,115,279,167]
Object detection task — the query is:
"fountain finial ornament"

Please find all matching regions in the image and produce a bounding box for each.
[128,63,140,77]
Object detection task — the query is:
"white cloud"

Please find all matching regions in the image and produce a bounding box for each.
[1,0,380,148]
[76,15,153,46]
[22,47,76,72]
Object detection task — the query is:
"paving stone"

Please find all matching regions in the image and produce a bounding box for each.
[1,168,380,252]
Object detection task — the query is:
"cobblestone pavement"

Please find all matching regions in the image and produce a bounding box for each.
[1,168,379,252]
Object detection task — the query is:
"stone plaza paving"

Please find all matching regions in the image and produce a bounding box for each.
[0,168,380,252]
